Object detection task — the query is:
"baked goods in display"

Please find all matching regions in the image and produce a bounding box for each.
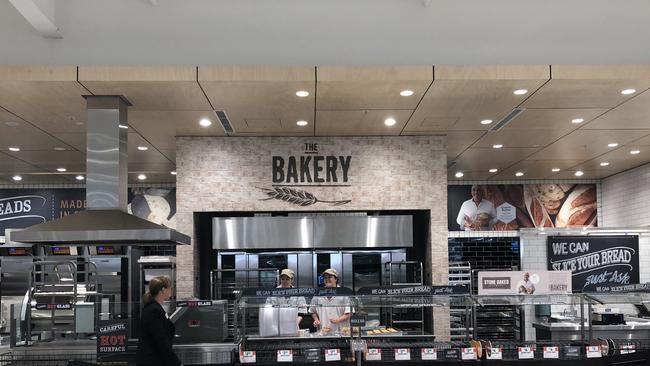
[556,185,597,227]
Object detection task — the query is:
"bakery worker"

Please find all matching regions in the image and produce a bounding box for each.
[309,268,351,333]
[456,185,497,231]
[267,269,307,326]
[517,272,535,294]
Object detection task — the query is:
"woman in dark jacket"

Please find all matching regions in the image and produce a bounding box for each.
[136,276,182,366]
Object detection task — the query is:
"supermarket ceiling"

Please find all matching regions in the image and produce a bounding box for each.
[1,65,650,184]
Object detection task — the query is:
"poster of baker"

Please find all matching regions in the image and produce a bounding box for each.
[447,184,597,231]
[547,236,639,292]
[478,270,572,295]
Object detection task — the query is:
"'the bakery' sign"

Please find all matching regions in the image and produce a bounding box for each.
[547,235,639,292]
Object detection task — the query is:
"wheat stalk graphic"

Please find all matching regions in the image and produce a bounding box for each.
[259,187,351,206]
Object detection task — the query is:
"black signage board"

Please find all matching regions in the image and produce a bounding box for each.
[176,300,213,307]
[547,235,639,292]
[356,285,469,296]
[442,349,460,360]
[303,348,322,363]
[349,314,366,327]
[241,287,353,297]
[34,303,72,310]
[96,319,129,361]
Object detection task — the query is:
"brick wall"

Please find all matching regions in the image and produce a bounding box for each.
[175,136,450,337]
[602,163,650,227]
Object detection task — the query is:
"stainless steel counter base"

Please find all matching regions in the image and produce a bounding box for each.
[534,321,650,340]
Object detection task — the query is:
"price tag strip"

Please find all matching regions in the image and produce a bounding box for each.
[461,347,477,360]
[620,344,636,355]
[277,350,293,363]
[487,347,502,360]
[366,348,381,361]
[518,346,534,359]
[240,351,256,364]
[586,346,602,358]
[543,346,559,359]
[395,348,411,361]
[421,348,437,360]
[325,349,341,362]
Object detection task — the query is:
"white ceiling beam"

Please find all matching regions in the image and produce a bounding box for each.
[8,0,62,39]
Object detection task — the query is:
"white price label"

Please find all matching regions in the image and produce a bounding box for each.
[461,347,477,360]
[543,346,559,359]
[325,349,341,362]
[366,348,382,361]
[620,344,636,354]
[277,350,293,362]
[395,348,411,361]
[240,351,256,364]
[518,347,534,359]
[487,347,502,360]
[586,346,602,358]
[421,348,437,360]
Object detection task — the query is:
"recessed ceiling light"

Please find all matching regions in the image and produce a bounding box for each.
[571,118,584,124]
[630,149,641,155]
[607,143,619,148]
[75,175,84,181]
[56,168,67,172]
[489,168,498,173]
[575,171,584,177]
[455,172,464,178]
[8,147,20,152]
[621,89,636,95]
[296,120,309,127]
[4,121,19,127]
[480,119,493,125]
[384,118,397,127]
[515,172,524,177]
[137,174,147,180]
[137,146,148,151]
[12,175,22,182]
[170,171,177,175]
[551,168,561,172]
[118,124,129,129]
[600,162,610,166]
[513,89,528,95]
[54,147,66,151]
[492,144,503,149]
[400,90,414,97]
[199,118,212,127]
[296,90,310,97]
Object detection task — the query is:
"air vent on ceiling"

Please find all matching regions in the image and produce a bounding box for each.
[489,107,526,132]
[214,110,234,134]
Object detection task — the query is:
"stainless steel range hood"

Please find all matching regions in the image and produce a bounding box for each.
[10,96,190,246]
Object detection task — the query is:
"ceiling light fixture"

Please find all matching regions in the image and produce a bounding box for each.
[296,120,309,127]
[75,175,84,181]
[170,171,177,175]
[489,168,498,173]
[54,147,66,151]
[12,175,22,182]
[56,168,67,172]
[551,168,561,172]
[118,124,129,129]
[384,118,397,127]
[296,90,310,97]
[137,146,148,151]
[480,119,493,125]
[575,171,584,177]
[400,90,414,97]
[137,174,147,180]
[455,172,464,178]
[608,143,619,148]
[631,149,641,155]
[513,89,528,95]
[515,172,524,177]
[492,144,503,149]
[199,118,212,127]
[621,89,636,95]
[571,118,584,124]
[600,162,610,166]
[8,147,20,152]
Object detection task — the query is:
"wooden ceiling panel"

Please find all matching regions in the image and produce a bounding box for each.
[447,171,493,181]
[128,133,174,164]
[523,65,650,109]
[0,174,73,184]
[0,109,79,151]
[315,110,411,136]
[317,66,432,110]
[13,150,85,172]
[199,66,315,135]
[129,110,225,149]
[128,172,176,184]
[502,108,607,131]
[79,67,210,110]
[581,90,650,130]
[451,147,540,171]
[444,131,485,161]
[128,162,176,173]
[0,153,43,173]
[527,130,650,161]
[576,147,650,173]
[405,66,549,133]
[473,129,569,149]
[488,159,586,180]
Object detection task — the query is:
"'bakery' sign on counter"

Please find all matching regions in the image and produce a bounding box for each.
[547,235,639,292]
